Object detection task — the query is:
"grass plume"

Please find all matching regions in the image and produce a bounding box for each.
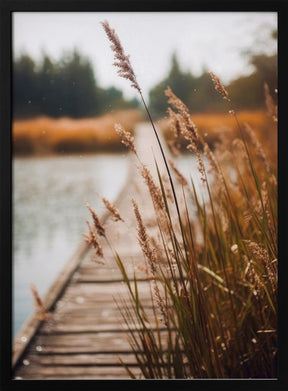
[30,284,51,321]
[101,195,125,223]
[101,20,141,93]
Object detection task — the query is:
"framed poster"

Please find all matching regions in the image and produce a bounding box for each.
[0,0,286,390]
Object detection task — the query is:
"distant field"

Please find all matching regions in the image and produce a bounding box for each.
[12,109,144,155]
[13,109,276,165]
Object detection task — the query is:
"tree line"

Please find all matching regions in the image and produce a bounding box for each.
[148,52,277,118]
[13,48,277,119]
[13,49,139,119]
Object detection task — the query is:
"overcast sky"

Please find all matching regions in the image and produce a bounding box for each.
[13,12,277,100]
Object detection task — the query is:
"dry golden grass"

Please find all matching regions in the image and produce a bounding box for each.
[12,109,144,155]
[13,108,275,165]
[84,22,278,379]
[159,109,277,166]
[101,97,278,379]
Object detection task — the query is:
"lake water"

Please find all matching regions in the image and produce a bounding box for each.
[12,152,202,338]
[12,153,130,338]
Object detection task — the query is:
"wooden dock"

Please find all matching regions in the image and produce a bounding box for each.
[12,122,178,380]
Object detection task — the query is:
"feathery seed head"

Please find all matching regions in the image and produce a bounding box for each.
[30,284,51,321]
[167,108,183,156]
[114,123,136,154]
[101,20,141,93]
[101,195,124,222]
[140,165,165,211]
[209,71,230,101]
[165,88,199,142]
[244,122,271,173]
[168,159,188,186]
[85,201,105,237]
[85,220,104,257]
[165,87,189,117]
[264,82,277,122]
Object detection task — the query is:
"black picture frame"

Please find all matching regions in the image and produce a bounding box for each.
[1,1,287,390]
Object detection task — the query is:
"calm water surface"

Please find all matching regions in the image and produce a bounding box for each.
[12,152,203,338]
[12,153,129,337]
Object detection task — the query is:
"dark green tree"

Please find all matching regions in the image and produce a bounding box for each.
[148,53,197,118]
[36,54,59,116]
[148,49,277,118]
[98,86,140,112]
[13,49,139,119]
[54,49,99,118]
[228,53,277,110]
[222,27,277,110]
[148,53,227,118]
[13,54,39,117]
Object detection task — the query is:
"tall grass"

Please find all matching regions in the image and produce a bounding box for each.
[85,21,277,378]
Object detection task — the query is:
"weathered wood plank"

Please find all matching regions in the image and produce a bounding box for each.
[39,322,161,335]
[27,345,132,355]
[72,261,148,282]
[49,302,155,317]
[14,374,141,380]
[15,365,142,379]
[63,280,153,298]
[32,330,171,352]
[33,332,133,350]
[21,353,138,366]
[39,309,158,335]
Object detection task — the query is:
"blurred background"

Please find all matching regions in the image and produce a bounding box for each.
[12,12,277,337]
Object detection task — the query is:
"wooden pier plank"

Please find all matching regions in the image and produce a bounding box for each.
[15,365,142,380]
[24,353,137,365]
